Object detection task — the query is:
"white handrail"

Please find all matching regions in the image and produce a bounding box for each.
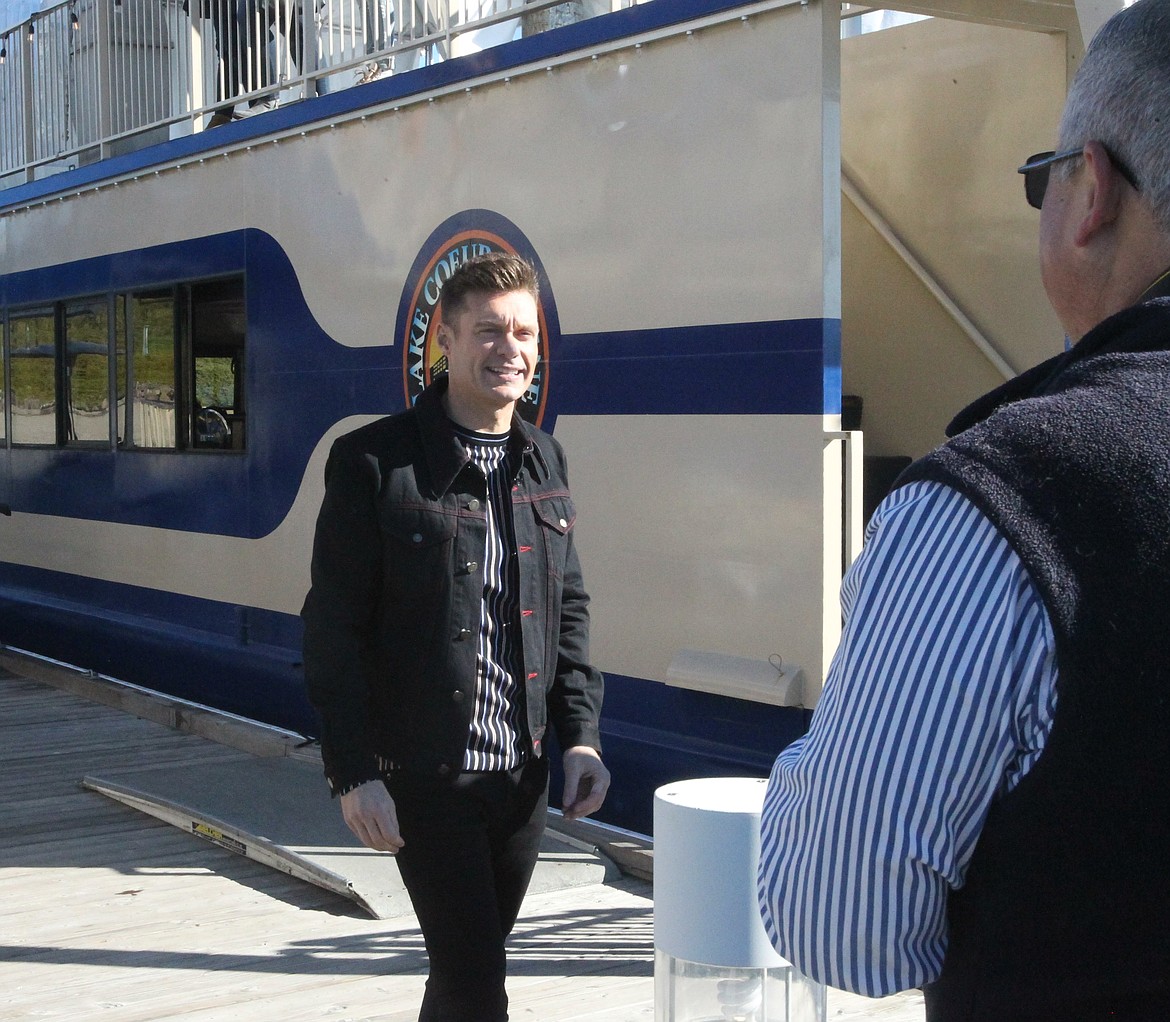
[841,169,1017,381]
[0,0,631,186]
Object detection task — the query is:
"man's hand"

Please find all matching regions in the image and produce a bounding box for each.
[340,780,405,853]
[561,746,610,821]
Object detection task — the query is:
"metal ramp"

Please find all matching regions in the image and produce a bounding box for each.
[83,756,619,920]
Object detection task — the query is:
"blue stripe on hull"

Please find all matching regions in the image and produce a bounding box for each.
[548,319,832,421]
[1,229,838,536]
[0,562,315,735]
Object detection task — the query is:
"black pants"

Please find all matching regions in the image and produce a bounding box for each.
[386,757,549,1022]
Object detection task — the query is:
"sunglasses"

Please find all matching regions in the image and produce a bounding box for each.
[1018,147,1140,210]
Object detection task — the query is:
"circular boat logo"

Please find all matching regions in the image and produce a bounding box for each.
[399,211,556,428]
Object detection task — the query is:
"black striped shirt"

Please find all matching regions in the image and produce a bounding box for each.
[456,426,527,771]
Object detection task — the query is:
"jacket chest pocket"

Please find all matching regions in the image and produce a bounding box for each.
[382,505,459,599]
[531,496,575,576]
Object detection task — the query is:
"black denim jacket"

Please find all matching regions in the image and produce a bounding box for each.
[301,379,603,793]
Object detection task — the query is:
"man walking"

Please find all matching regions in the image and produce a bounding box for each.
[303,252,609,1021]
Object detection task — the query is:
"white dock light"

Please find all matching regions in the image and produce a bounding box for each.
[653,778,825,1022]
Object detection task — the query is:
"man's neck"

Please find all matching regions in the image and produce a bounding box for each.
[441,392,513,435]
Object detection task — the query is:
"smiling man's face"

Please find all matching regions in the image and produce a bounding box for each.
[437,288,540,434]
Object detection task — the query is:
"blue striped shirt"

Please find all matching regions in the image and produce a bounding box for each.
[757,480,1058,996]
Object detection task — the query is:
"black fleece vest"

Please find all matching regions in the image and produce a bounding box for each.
[897,299,1170,1021]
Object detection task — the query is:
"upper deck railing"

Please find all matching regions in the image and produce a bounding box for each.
[0,0,635,187]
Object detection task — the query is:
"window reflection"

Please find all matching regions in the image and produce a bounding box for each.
[9,309,57,446]
[123,290,178,449]
[65,298,111,444]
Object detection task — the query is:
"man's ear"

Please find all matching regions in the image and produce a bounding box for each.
[1073,140,1125,248]
[436,322,452,354]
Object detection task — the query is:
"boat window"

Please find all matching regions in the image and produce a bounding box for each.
[188,278,246,451]
[64,297,112,445]
[117,275,245,452]
[122,290,178,449]
[114,295,126,444]
[8,308,57,447]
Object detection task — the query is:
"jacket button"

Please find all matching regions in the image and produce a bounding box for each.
[437,763,451,777]
[467,499,481,511]
[411,533,423,544]
[464,561,479,574]
[456,628,473,641]
[559,518,567,528]
[452,690,464,703]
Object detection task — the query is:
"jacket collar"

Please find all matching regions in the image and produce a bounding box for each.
[412,377,550,497]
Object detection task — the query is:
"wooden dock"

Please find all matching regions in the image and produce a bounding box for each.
[0,652,924,1022]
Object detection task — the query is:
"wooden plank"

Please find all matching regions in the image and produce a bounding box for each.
[0,648,316,761]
